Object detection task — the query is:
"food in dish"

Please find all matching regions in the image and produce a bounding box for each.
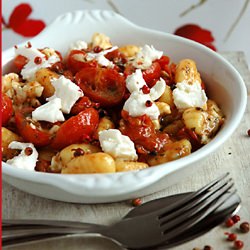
[2,33,225,174]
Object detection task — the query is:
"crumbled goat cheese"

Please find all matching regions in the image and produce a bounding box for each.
[126,69,146,93]
[124,69,165,120]
[15,46,60,81]
[86,46,118,68]
[132,45,163,70]
[149,78,166,101]
[6,141,38,171]
[48,76,83,113]
[32,98,65,123]
[123,91,160,120]
[99,129,138,161]
[173,80,208,109]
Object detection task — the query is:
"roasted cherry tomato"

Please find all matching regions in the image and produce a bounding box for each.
[15,109,52,147]
[67,50,97,74]
[55,50,63,61]
[2,94,13,126]
[124,63,135,78]
[120,111,170,153]
[177,127,201,151]
[76,66,126,107]
[13,55,28,71]
[51,108,99,150]
[142,61,161,87]
[70,96,100,115]
[105,49,127,70]
[49,61,65,74]
[156,55,170,69]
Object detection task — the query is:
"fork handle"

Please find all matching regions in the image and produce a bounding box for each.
[2,219,100,229]
[2,224,105,240]
[2,232,105,248]
[2,223,107,248]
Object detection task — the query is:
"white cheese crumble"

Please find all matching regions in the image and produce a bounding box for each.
[173,80,208,109]
[123,92,160,120]
[15,47,60,81]
[86,46,118,68]
[99,129,138,161]
[6,141,38,171]
[48,76,83,113]
[149,78,166,101]
[69,40,88,51]
[126,69,165,100]
[124,69,165,120]
[32,98,65,123]
[126,69,146,93]
[132,45,163,70]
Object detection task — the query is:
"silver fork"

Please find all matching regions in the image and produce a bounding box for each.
[3,173,236,249]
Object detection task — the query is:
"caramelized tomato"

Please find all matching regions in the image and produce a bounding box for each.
[51,108,99,150]
[105,49,127,70]
[120,111,170,153]
[67,50,97,73]
[2,94,13,126]
[76,66,126,107]
[15,109,52,147]
[70,96,100,115]
[142,61,161,87]
[156,55,170,69]
[124,63,135,78]
[177,127,201,151]
[13,55,28,71]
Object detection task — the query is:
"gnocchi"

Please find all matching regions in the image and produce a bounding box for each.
[175,59,201,84]
[35,68,58,98]
[91,33,113,50]
[115,159,148,172]
[119,45,140,58]
[2,73,44,108]
[2,128,23,161]
[51,143,101,172]
[62,152,116,174]
[158,85,175,109]
[147,139,192,166]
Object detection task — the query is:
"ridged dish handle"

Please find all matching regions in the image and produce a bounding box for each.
[52,10,136,28]
[32,10,139,54]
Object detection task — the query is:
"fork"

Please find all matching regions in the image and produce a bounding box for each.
[2,173,236,249]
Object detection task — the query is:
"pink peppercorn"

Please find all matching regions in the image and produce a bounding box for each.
[234,240,244,249]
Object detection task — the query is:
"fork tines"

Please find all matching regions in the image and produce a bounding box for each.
[158,173,235,240]
[159,172,231,219]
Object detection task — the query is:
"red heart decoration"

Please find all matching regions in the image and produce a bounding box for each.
[174,24,216,51]
[8,3,46,37]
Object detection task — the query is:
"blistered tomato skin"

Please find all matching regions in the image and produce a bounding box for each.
[76,66,126,107]
[2,94,13,126]
[13,55,28,71]
[124,63,136,78]
[105,49,127,70]
[142,61,161,87]
[70,96,96,115]
[15,109,52,147]
[177,127,201,151]
[67,50,98,74]
[156,55,170,69]
[120,111,170,153]
[51,108,99,150]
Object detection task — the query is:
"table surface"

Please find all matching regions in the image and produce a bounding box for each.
[2,51,250,249]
